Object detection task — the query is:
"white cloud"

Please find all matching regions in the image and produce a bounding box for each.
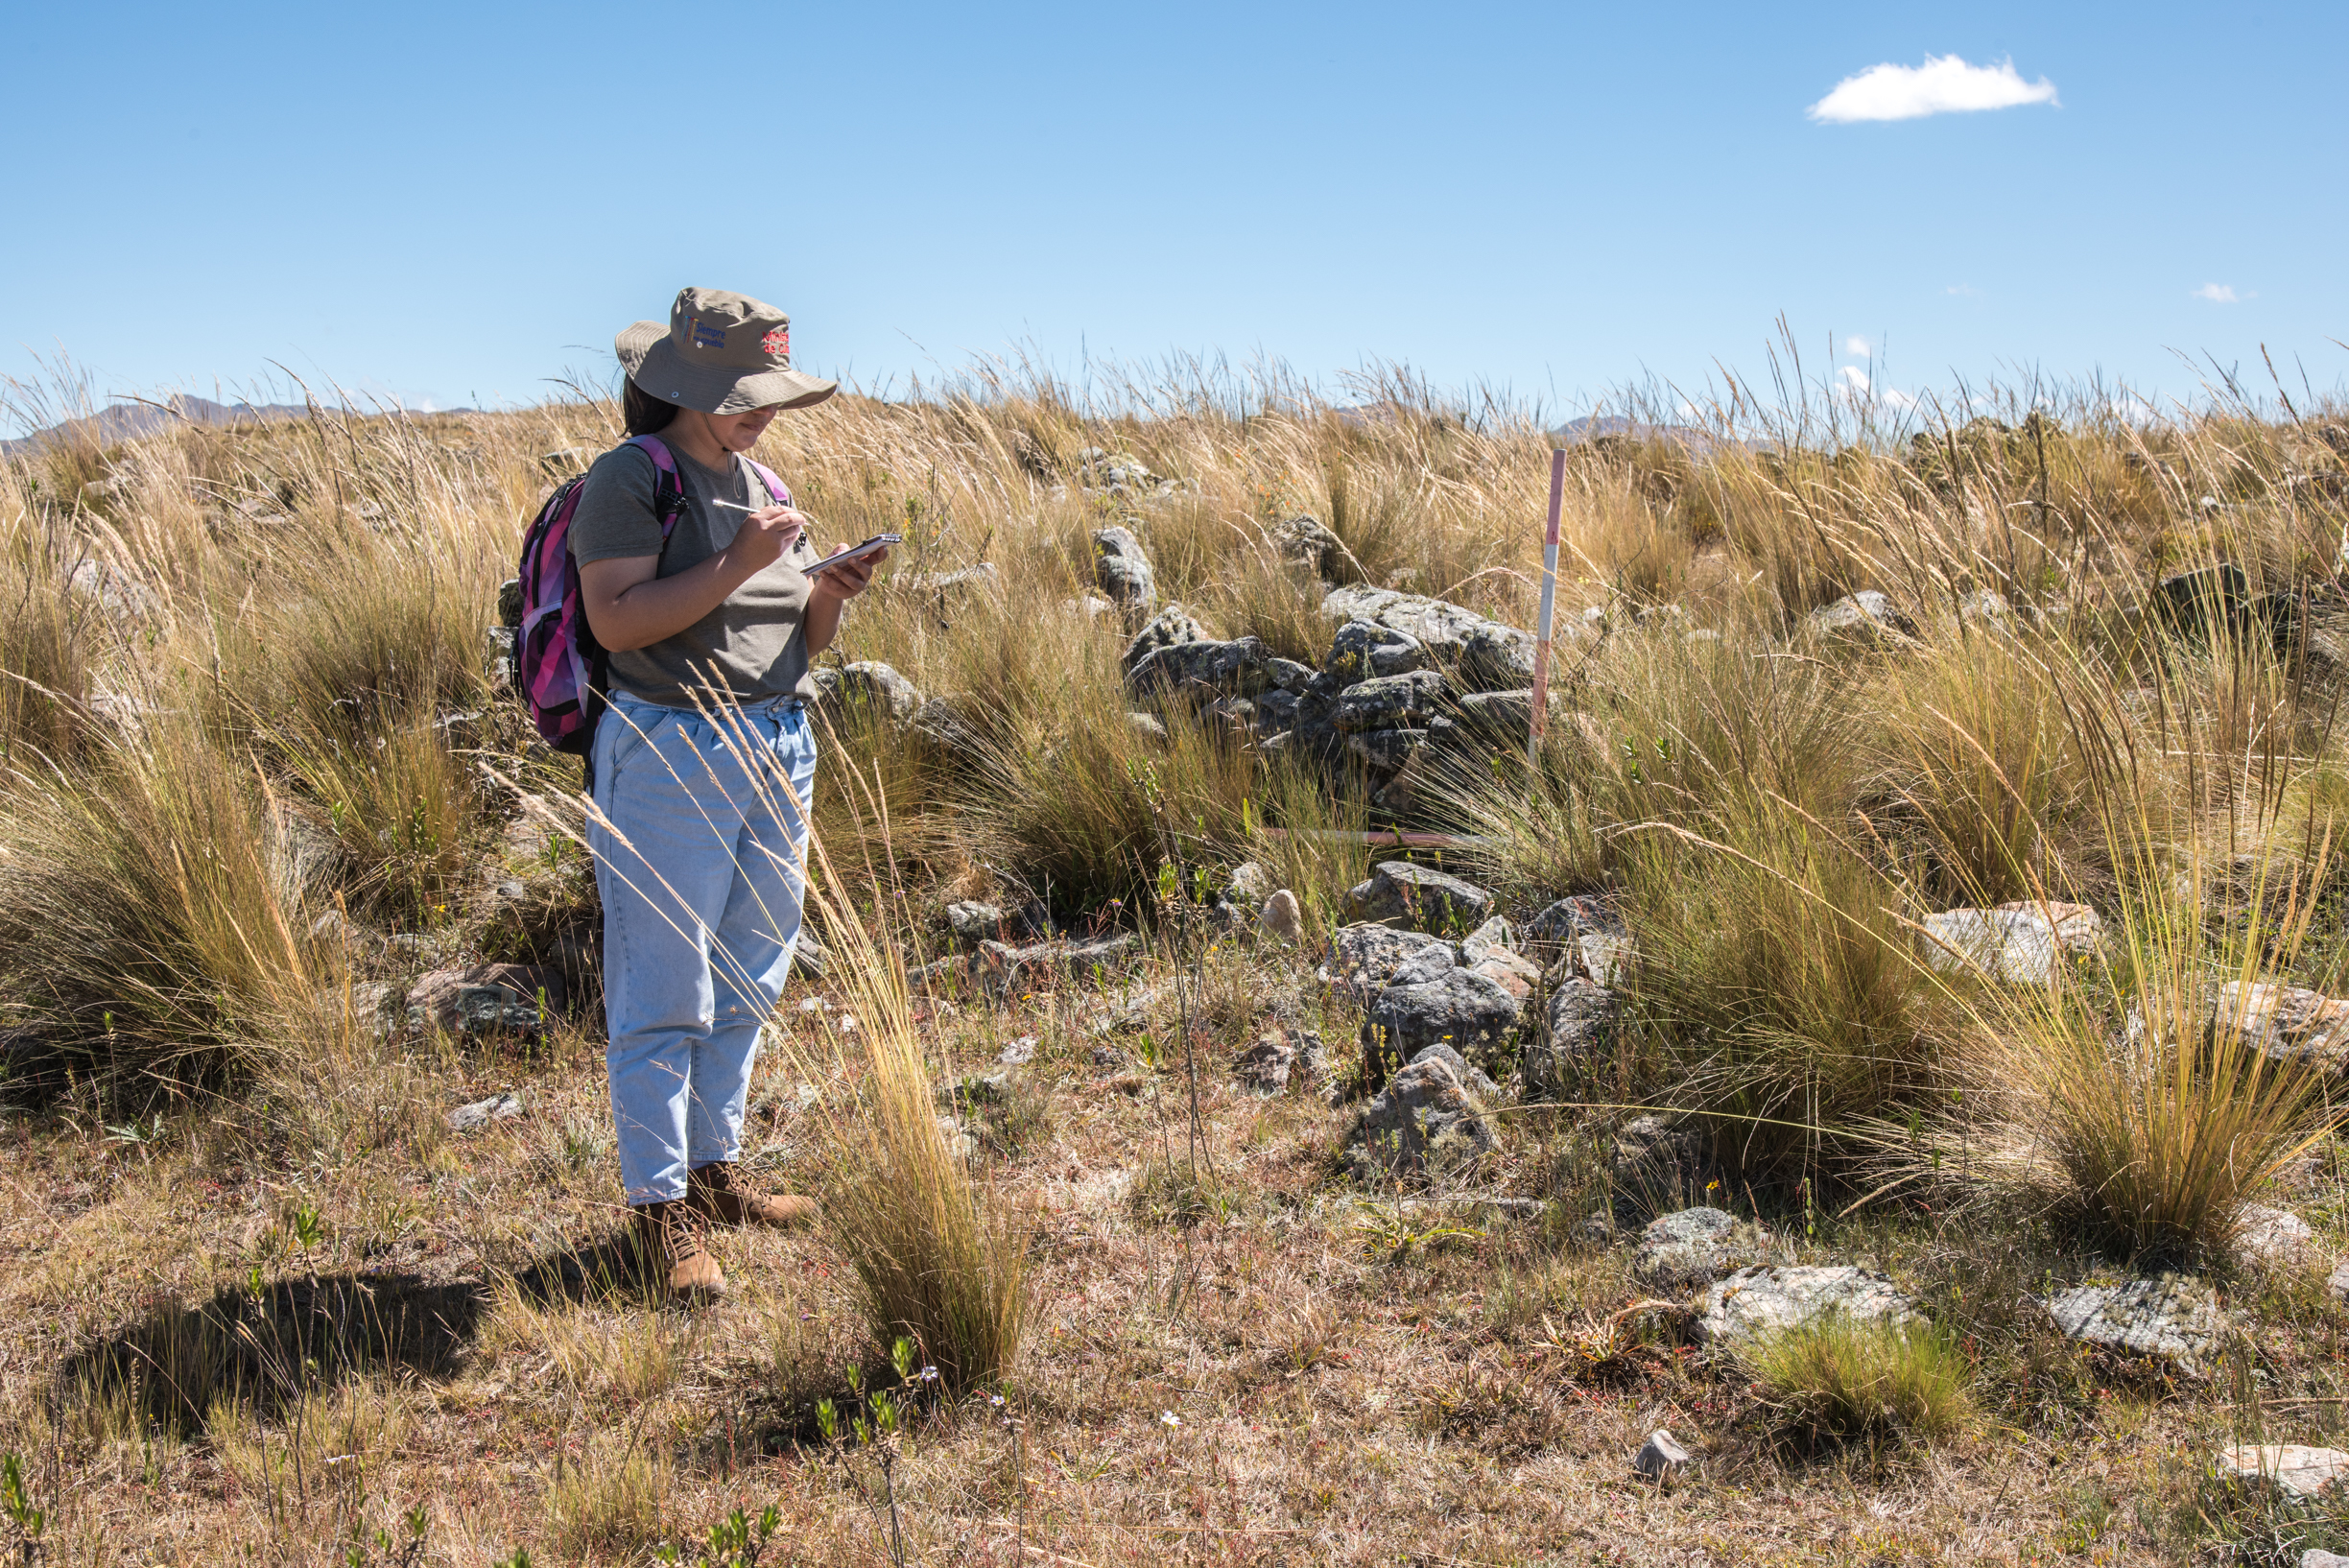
[1945,283,1980,297]
[1837,366,1871,393]
[1884,389,1918,412]
[1844,335,1871,358]
[1809,55,2059,124]
[2193,282,2248,303]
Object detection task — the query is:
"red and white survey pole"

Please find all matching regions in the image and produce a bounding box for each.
[1526,447,1566,767]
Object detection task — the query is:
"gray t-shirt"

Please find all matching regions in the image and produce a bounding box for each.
[567,440,821,705]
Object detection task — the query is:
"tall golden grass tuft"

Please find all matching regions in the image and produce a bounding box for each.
[1963,816,2338,1267]
[664,701,1029,1391]
[0,712,329,1096]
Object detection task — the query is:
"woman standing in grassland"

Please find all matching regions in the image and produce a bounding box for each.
[571,286,887,1299]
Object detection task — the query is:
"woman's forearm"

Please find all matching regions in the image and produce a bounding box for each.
[802,589,846,656]
[582,551,759,652]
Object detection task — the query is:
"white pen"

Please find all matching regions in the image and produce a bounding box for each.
[712,497,790,513]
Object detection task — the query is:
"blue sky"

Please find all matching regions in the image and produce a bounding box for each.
[2,1,2342,428]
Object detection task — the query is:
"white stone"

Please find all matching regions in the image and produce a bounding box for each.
[2045,1274,2225,1372]
[1920,902,2101,985]
[1259,889,1304,943]
[2212,981,2349,1074]
[2218,1443,2349,1500]
[2236,1203,2319,1266]
[1634,1429,1690,1480]
[1696,1266,1918,1346]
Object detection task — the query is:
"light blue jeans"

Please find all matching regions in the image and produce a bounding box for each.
[587,689,817,1205]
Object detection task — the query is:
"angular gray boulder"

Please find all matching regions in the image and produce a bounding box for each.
[1347,1051,1494,1179]
[1093,525,1156,607]
[1324,619,1429,682]
[1633,1206,1767,1290]
[2044,1273,2225,1372]
[1122,605,1205,674]
[1345,727,1426,775]
[1524,978,1620,1095]
[1459,622,1540,692]
[1361,966,1520,1085]
[1343,860,1494,930]
[1126,636,1269,701]
[1696,1266,1920,1347]
[1323,923,1455,1004]
[1332,669,1447,732]
[2211,981,2349,1074]
[816,659,924,723]
[1804,590,1917,643]
[1456,689,1536,741]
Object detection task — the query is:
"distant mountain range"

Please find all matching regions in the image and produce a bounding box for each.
[0,393,469,458]
[1549,414,1714,447]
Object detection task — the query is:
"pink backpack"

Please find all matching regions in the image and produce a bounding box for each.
[510,434,790,756]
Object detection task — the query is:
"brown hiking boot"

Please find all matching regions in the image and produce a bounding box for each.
[688,1161,819,1229]
[633,1199,725,1299]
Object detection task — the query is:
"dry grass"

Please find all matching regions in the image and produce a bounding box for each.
[3,359,2349,1559]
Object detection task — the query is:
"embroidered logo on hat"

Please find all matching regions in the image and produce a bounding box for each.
[690,318,727,350]
[761,327,789,360]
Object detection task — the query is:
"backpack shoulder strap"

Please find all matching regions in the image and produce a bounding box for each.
[623,435,690,540]
[744,457,792,509]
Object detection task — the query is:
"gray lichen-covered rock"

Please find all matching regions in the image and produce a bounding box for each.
[1253,686,1300,734]
[1920,901,2101,984]
[914,933,1142,997]
[1318,585,1494,662]
[2236,1203,2321,1267]
[1403,1039,1503,1101]
[1093,525,1156,607]
[1525,893,1636,986]
[1274,514,1348,578]
[1224,861,1274,904]
[1122,605,1205,674]
[1361,967,1520,1086]
[1266,655,1317,694]
[2212,981,2349,1074]
[1459,623,1540,692]
[1127,636,1269,701]
[1346,727,1427,775]
[407,964,565,1038]
[1804,590,1918,643]
[1347,1052,1494,1179]
[448,1092,524,1132]
[909,696,983,760]
[1332,670,1448,732]
[2216,1444,2349,1501]
[2044,1273,2226,1372]
[1233,1029,1325,1095]
[1325,619,1429,682]
[1634,1207,1767,1290]
[1457,689,1536,740]
[1524,978,1621,1095]
[1343,861,1495,930]
[1459,916,1515,964]
[817,659,924,722]
[1696,1266,1920,1347]
[1323,922,1455,1004]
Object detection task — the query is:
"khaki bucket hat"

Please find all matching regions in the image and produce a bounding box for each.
[615,287,838,415]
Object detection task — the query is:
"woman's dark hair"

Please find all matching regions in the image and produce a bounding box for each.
[622,379,678,437]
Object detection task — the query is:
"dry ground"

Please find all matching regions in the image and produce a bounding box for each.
[6,942,2349,1566]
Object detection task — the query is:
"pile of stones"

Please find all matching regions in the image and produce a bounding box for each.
[1118,569,1561,811]
[1330,870,1637,1180]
